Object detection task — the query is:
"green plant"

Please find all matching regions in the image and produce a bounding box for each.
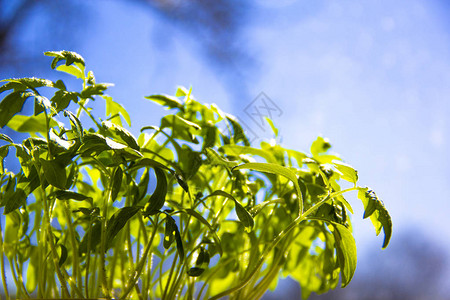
[0,51,392,300]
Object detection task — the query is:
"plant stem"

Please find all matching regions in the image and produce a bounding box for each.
[119,218,159,300]
[40,187,71,298]
[63,201,82,294]
[99,189,112,299]
[0,219,10,299]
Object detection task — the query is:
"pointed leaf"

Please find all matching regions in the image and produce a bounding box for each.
[205,148,238,169]
[187,267,205,277]
[331,221,357,287]
[207,190,254,231]
[145,94,184,110]
[40,158,67,189]
[0,134,13,143]
[79,222,102,255]
[358,188,392,249]
[110,166,123,202]
[45,51,85,69]
[80,83,112,99]
[102,120,139,150]
[232,162,303,212]
[333,160,358,184]
[0,91,33,128]
[106,206,140,248]
[310,136,331,157]
[184,208,223,256]
[54,190,92,202]
[58,244,68,267]
[163,215,184,260]
[64,110,83,138]
[144,167,167,216]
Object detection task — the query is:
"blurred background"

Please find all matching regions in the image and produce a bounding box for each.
[1,0,450,298]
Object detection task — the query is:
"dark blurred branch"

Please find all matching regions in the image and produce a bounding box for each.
[0,0,36,53]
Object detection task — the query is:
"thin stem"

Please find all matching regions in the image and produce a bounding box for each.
[99,188,112,299]
[13,256,30,298]
[40,187,70,298]
[119,218,159,300]
[85,215,94,299]
[63,201,82,294]
[0,219,10,299]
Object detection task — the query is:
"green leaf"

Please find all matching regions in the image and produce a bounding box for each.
[44,50,85,69]
[6,114,58,134]
[79,133,128,156]
[56,64,85,79]
[2,182,27,214]
[0,78,55,93]
[64,110,83,138]
[220,145,277,163]
[79,221,102,255]
[103,95,131,126]
[205,148,238,170]
[333,160,358,184]
[226,116,250,146]
[26,249,39,292]
[160,114,201,143]
[232,162,303,213]
[331,222,357,287]
[143,167,167,216]
[0,145,9,172]
[0,133,13,143]
[187,267,205,277]
[358,188,392,249]
[265,116,279,137]
[175,86,189,97]
[308,218,356,287]
[163,215,176,249]
[0,91,33,128]
[106,206,140,248]
[136,168,150,203]
[163,215,184,260]
[54,190,92,202]
[310,136,331,158]
[80,83,112,99]
[184,209,223,256]
[207,190,254,231]
[102,120,139,150]
[51,90,78,112]
[110,166,123,202]
[196,247,210,266]
[145,94,184,110]
[58,244,68,267]
[40,158,67,189]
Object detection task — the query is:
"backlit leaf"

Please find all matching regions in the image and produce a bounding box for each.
[187,267,205,277]
[40,158,67,189]
[45,50,85,69]
[0,91,33,128]
[207,190,254,231]
[6,114,58,134]
[143,167,167,216]
[145,94,184,110]
[232,162,303,213]
[110,166,123,202]
[106,206,140,248]
[358,188,392,249]
[54,190,92,202]
[333,160,358,184]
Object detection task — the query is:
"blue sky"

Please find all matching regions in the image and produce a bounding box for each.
[2,0,450,295]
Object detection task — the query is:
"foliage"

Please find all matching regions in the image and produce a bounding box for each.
[0,51,392,299]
